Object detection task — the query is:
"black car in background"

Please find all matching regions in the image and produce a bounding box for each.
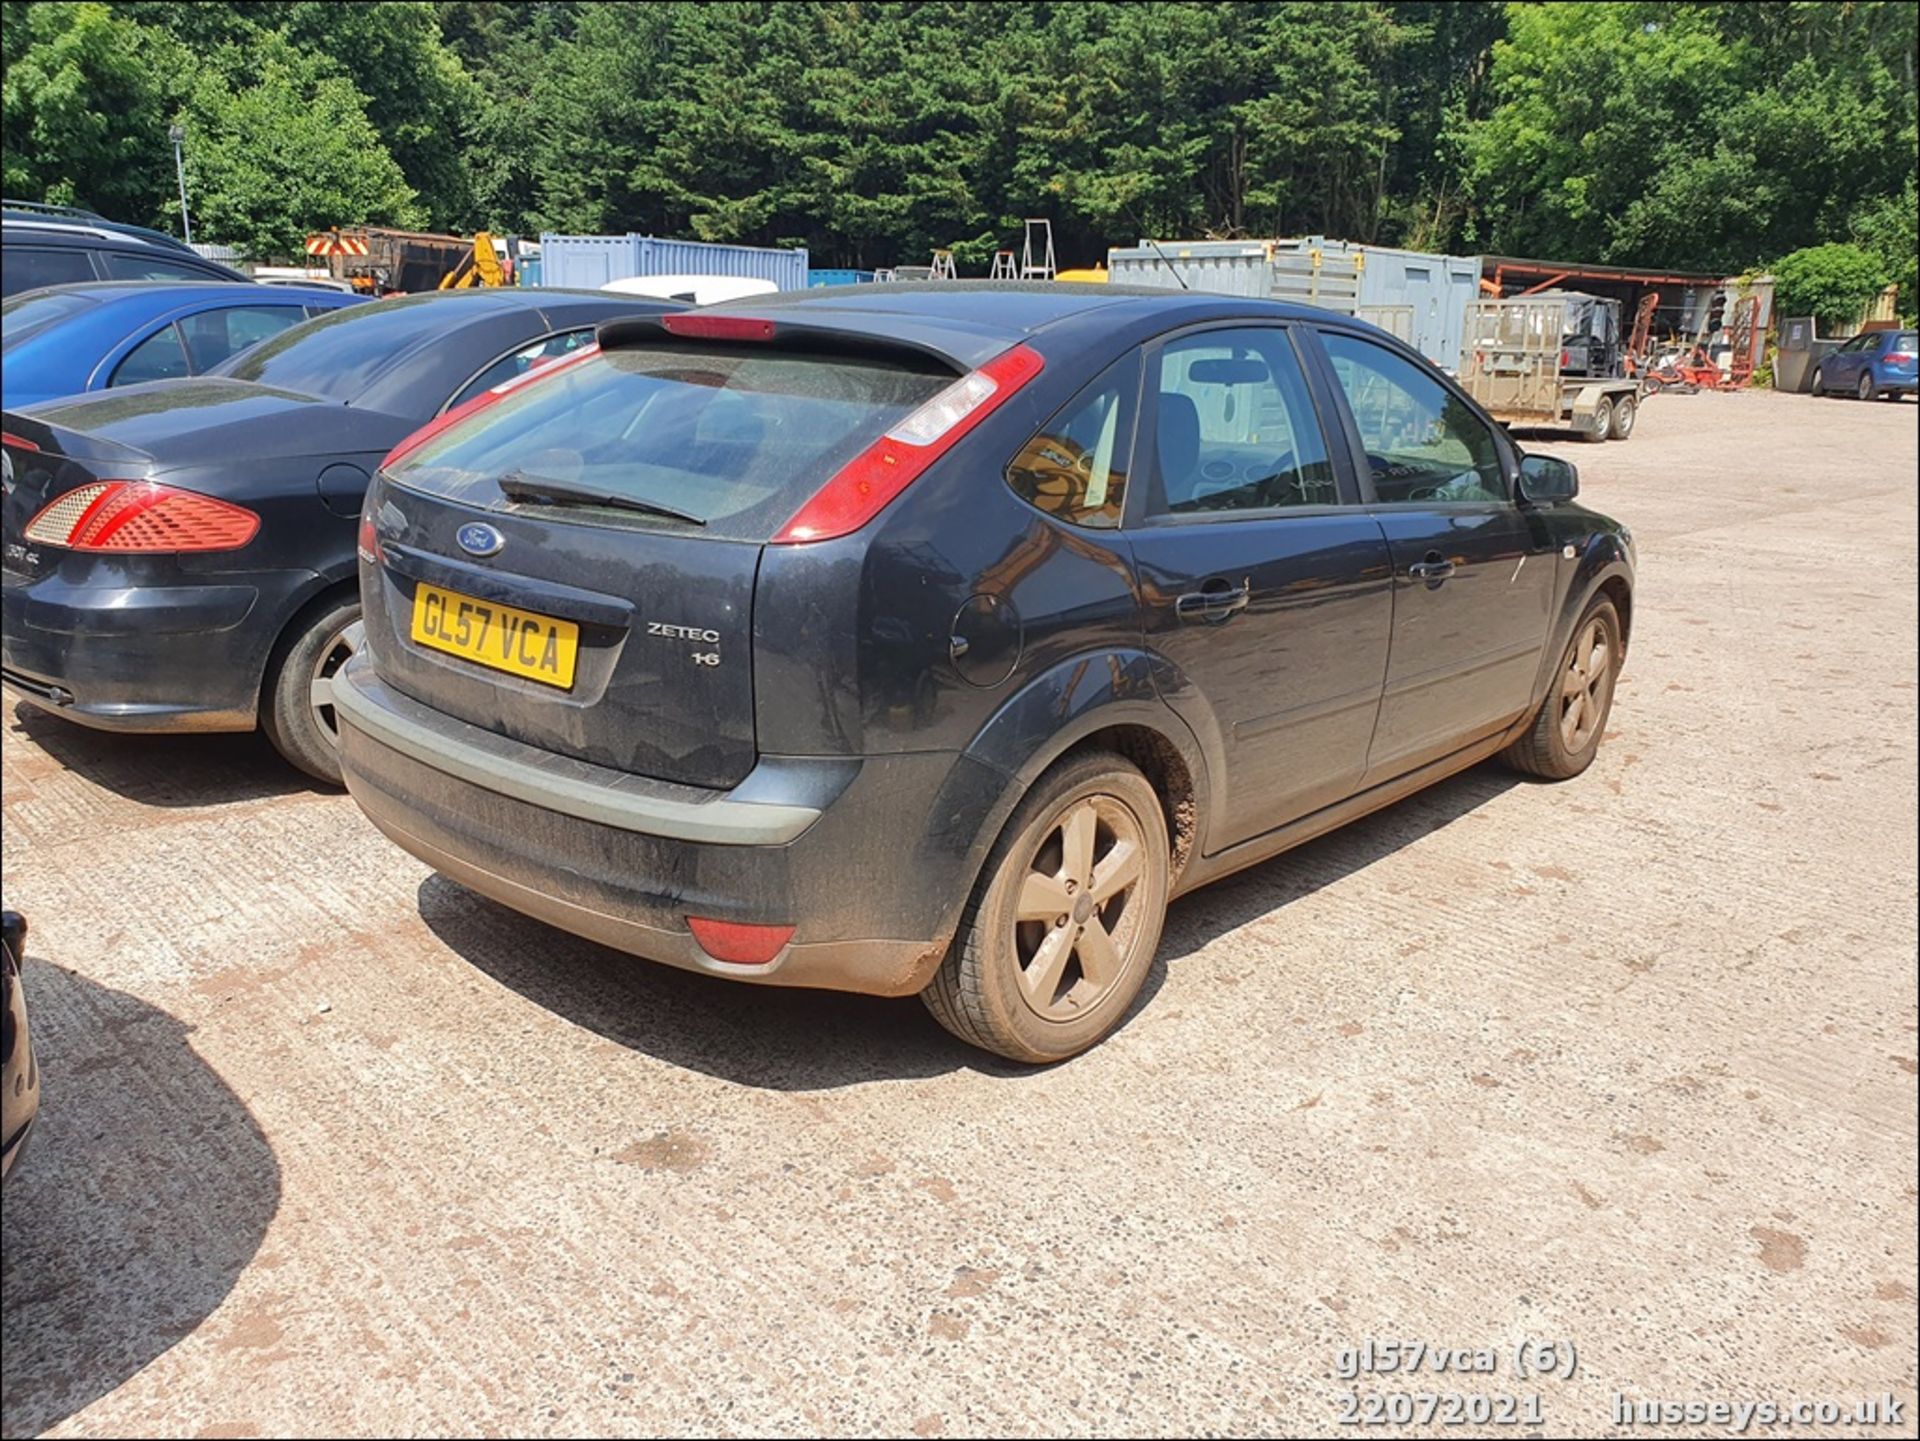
[1,200,248,297]
[333,284,1636,1062]
[2,290,674,782]
[2,910,35,1183]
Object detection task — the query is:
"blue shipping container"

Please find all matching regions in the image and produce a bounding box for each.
[539,234,809,292]
[809,268,877,287]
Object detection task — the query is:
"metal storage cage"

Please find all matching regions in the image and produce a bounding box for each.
[1107,237,1481,370]
[538,234,809,292]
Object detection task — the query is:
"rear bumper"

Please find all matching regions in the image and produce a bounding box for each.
[334,651,1007,996]
[1871,368,1917,394]
[0,569,304,732]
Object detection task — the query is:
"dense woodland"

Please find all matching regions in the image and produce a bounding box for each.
[3,1,1915,316]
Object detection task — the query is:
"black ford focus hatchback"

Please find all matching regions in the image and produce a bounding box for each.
[335,283,1634,1062]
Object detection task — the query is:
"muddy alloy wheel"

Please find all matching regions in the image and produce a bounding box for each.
[1010,794,1150,1021]
[1810,367,1825,395]
[1610,393,1636,439]
[1858,370,1877,401]
[263,596,362,784]
[922,752,1170,1063]
[1558,614,1614,754]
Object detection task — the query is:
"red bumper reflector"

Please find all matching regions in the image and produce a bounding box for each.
[660,313,775,342]
[686,917,795,966]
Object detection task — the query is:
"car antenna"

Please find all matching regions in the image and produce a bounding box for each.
[1123,200,1189,290]
[1146,237,1190,290]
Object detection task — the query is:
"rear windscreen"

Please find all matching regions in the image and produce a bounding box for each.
[1893,331,1918,355]
[391,342,955,540]
[1,289,99,351]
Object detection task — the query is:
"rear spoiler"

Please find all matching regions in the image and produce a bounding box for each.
[2,412,150,467]
[594,312,993,374]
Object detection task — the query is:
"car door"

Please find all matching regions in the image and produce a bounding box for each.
[1312,327,1557,781]
[1125,322,1395,849]
[1825,334,1869,388]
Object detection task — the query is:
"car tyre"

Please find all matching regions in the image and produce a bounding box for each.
[1582,398,1613,443]
[1810,366,1825,396]
[1608,393,1636,440]
[262,594,361,785]
[922,752,1169,1063]
[1501,597,1622,781]
[1857,371,1877,401]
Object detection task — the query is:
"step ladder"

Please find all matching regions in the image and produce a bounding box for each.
[929,249,957,281]
[989,250,1017,281]
[1019,219,1056,280]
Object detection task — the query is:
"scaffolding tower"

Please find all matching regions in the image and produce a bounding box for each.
[1019,219,1056,280]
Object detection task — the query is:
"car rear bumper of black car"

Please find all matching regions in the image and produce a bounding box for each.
[0,570,305,731]
[333,650,1003,997]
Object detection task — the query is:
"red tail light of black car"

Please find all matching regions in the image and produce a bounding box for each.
[21,480,259,553]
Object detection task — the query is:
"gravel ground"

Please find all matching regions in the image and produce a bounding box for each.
[2,390,1915,1439]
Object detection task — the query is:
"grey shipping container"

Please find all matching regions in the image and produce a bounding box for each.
[1108,236,1481,371]
[538,234,809,292]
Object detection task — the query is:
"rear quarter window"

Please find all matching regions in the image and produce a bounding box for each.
[392,342,954,540]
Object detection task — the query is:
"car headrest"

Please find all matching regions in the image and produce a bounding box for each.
[1155,392,1201,504]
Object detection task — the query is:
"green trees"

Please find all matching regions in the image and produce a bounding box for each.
[179,33,422,258]
[1,0,1913,288]
[1769,243,1891,330]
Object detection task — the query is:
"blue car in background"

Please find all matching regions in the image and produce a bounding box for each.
[1,281,366,408]
[1810,327,1919,401]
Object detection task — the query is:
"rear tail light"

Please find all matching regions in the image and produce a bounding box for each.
[357,511,382,565]
[772,343,1045,544]
[1,431,41,452]
[22,481,259,552]
[381,343,602,472]
[686,916,794,966]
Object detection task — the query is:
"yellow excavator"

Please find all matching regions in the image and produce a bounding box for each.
[437,230,505,289]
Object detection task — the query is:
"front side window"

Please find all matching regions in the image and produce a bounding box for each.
[110,324,190,386]
[1005,354,1136,528]
[1322,331,1505,504]
[1146,327,1335,516]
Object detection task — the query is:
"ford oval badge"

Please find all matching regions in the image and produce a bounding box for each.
[457,522,504,558]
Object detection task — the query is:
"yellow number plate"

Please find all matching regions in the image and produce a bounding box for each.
[410,582,579,690]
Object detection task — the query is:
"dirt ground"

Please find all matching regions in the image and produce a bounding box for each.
[2,390,1915,1439]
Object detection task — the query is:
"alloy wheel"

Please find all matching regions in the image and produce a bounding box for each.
[1558,617,1613,753]
[1011,794,1150,1021]
[308,623,361,747]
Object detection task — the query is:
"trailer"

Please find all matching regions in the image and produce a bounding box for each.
[1459,295,1643,442]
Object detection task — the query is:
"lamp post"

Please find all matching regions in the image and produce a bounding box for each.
[168,124,193,246]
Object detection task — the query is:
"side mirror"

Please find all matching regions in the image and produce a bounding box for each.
[1519,453,1579,504]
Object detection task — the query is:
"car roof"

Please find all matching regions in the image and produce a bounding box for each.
[8,280,346,311]
[697,280,1369,368]
[2,212,199,254]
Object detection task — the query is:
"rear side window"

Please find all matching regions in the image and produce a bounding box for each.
[2,246,95,296]
[1005,354,1137,528]
[111,325,191,386]
[393,342,953,540]
[177,304,306,369]
[101,252,219,283]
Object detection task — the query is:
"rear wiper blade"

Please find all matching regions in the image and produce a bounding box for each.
[497,471,706,526]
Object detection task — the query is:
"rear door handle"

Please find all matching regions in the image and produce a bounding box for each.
[1408,552,1455,584]
[1175,579,1251,623]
